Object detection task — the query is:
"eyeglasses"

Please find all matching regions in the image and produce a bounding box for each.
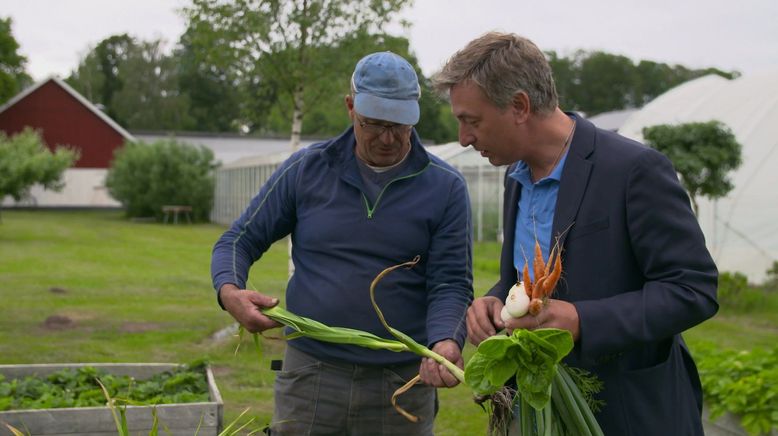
[354,114,412,137]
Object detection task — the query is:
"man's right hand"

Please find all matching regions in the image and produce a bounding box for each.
[466,296,505,345]
[219,284,282,333]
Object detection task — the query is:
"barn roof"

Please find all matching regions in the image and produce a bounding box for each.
[0,76,135,142]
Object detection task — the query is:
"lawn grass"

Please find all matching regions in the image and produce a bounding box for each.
[1,209,775,434]
[0,209,490,433]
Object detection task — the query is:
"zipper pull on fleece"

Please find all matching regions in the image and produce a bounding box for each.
[362,193,375,219]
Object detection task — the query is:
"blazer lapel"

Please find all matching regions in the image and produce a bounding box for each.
[552,115,596,249]
[501,165,521,286]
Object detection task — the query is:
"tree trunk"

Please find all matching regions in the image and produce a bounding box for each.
[691,195,699,218]
[290,85,304,152]
[288,85,305,278]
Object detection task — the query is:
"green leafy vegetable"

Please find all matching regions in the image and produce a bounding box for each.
[0,361,209,412]
[465,328,573,410]
[694,342,778,436]
[464,328,601,435]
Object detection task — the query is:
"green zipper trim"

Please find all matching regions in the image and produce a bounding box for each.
[363,163,431,219]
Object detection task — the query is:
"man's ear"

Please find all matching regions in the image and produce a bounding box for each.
[345,94,355,114]
[511,92,531,123]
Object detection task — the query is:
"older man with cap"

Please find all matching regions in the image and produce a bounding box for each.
[211,51,473,435]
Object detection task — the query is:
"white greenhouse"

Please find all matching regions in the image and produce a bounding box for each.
[211,143,507,242]
[619,72,778,282]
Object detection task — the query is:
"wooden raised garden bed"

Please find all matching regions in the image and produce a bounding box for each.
[0,363,223,436]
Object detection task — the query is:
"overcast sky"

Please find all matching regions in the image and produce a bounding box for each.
[4,0,778,82]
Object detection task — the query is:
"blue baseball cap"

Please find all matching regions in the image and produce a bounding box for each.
[351,52,421,126]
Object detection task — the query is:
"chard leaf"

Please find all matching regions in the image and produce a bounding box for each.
[465,352,502,396]
[464,328,577,411]
[534,329,574,362]
[519,381,553,411]
[485,358,520,387]
[477,335,516,358]
[511,329,575,410]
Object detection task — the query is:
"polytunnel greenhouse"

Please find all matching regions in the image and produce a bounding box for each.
[619,72,778,282]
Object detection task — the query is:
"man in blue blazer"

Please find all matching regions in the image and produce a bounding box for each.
[433,32,718,435]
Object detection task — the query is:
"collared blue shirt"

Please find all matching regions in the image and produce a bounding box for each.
[509,151,569,281]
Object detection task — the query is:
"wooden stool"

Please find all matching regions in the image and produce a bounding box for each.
[162,205,193,224]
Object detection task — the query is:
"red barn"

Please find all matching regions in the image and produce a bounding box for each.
[0,77,134,206]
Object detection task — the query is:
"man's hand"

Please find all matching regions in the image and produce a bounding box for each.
[219,284,282,333]
[419,339,463,388]
[504,299,580,341]
[466,296,505,345]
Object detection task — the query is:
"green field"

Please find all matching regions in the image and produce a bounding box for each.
[0,210,775,434]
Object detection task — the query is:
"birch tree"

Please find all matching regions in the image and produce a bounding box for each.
[182,0,411,150]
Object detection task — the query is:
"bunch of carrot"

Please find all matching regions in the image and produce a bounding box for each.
[525,238,563,316]
[501,237,562,321]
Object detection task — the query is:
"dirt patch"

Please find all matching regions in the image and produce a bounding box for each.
[210,365,233,378]
[43,315,75,330]
[48,287,68,294]
[120,322,162,333]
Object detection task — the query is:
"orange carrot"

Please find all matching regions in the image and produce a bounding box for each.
[523,263,533,298]
[533,239,545,285]
[532,276,546,300]
[542,245,563,297]
[544,245,557,277]
[528,298,544,317]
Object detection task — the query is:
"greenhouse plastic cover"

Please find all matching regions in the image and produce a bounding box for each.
[619,73,778,282]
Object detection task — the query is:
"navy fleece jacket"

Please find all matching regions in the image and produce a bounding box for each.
[211,127,473,365]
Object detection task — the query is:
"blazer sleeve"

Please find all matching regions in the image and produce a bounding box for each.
[573,149,719,362]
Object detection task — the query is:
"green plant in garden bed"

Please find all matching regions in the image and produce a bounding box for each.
[0,361,209,411]
[97,382,260,436]
[694,342,778,436]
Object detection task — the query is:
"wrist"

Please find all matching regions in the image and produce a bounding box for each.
[218,283,241,309]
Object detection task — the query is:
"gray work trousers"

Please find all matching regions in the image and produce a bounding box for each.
[269,345,437,435]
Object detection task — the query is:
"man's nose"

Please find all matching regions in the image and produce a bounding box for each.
[458,128,474,147]
[378,128,395,144]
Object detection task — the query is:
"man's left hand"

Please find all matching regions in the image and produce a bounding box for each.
[419,339,463,388]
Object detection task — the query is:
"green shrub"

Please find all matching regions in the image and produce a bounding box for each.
[763,261,778,293]
[694,343,778,435]
[0,128,77,221]
[106,140,216,221]
[718,271,765,311]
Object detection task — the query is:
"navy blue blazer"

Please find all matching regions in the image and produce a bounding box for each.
[487,115,718,435]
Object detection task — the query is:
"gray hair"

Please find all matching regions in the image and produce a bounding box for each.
[432,32,558,114]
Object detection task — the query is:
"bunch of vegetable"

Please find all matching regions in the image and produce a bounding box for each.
[466,329,603,435]
[501,239,562,322]
[250,249,603,435]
